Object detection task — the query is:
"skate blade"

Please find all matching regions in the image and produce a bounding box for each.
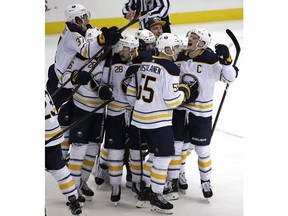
[179,189,187,195]
[113,202,119,207]
[150,205,173,215]
[136,200,150,208]
[164,192,179,201]
[126,181,132,188]
[84,195,93,201]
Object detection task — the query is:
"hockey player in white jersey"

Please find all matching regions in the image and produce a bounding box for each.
[60,27,107,204]
[128,33,196,214]
[170,28,238,200]
[46,3,122,160]
[134,29,158,55]
[45,90,82,215]
[97,35,140,205]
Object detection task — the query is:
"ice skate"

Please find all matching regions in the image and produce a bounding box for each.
[201,180,213,203]
[111,185,121,206]
[132,182,151,208]
[95,164,108,188]
[125,168,132,188]
[66,195,82,215]
[80,181,94,201]
[179,172,188,194]
[150,191,173,214]
[163,179,179,201]
[76,187,86,207]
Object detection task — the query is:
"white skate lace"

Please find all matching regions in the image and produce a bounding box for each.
[164,179,173,190]
[82,182,91,191]
[112,186,120,196]
[179,172,187,184]
[77,187,84,196]
[201,182,212,192]
[157,193,168,204]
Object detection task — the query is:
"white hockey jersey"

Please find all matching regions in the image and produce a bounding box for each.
[61,56,105,113]
[175,49,236,118]
[54,23,103,84]
[101,54,132,117]
[45,90,64,147]
[130,56,185,129]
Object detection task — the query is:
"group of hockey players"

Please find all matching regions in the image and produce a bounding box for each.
[45,2,238,215]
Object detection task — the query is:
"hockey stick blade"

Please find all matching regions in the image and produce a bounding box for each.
[226,29,241,66]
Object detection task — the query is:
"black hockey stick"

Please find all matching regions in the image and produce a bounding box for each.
[45,97,114,145]
[56,46,111,113]
[51,0,142,98]
[50,47,105,98]
[211,29,241,137]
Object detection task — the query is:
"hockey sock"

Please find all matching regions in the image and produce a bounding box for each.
[49,166,78,200]
[151,156,172,194]
[81,142,100,182]
[129,149,145,183]
[69,143,88,187]
[61,128,70,160]
[167,141,183,180]
[195,145,212,182]
[108,149,125,186]
[143,153,154,188]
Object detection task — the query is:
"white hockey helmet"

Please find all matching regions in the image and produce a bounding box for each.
[119,35,139,51]
[64,4,91,24]
[135,29,156,44]
[155,33,181,53]
[178,36,189,51]
[85,27,102,43]
[186,28,211,49]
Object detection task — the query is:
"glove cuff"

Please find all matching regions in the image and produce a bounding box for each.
[71,70,78,84]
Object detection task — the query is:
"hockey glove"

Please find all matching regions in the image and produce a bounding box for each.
[215,44,232,65]
[98,85,113,100]
[179,74,199,103]
[100,27,123,46]
[71,70,91,85]
[109,26,123,45]
[126,65,140,77]
[178,84,191,103]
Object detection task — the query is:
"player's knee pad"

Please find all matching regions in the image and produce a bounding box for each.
[194,145,210,158]
[69,127,89,144]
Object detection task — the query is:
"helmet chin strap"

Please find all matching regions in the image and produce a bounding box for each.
[163,46,176,61]
[189,40,204,55]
